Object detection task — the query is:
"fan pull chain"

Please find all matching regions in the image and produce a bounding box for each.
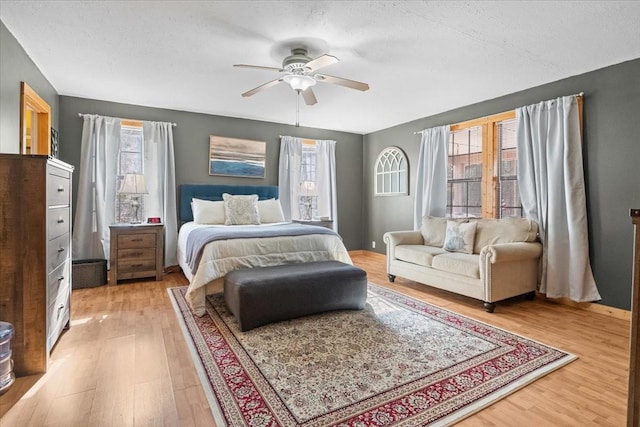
[296,90,300,127]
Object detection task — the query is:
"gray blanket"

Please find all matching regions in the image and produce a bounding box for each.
[185,223,337,274]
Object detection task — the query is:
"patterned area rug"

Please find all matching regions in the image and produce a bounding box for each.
[168,284,576,427]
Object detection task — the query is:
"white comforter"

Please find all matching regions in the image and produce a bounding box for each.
[178,222,352,316]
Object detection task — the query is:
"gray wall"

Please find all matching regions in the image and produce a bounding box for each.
[4,14,638,309]
[364,58,640,310]
[0,20,59,153]
[58,96,364,250]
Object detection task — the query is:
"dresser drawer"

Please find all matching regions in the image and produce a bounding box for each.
[117,233,156,249]
[48,260,71,307]
[48,163,72,180]
[47,207,70,240]
[47,173,71,206]
[47,233,71,272]
[47,283,70,352]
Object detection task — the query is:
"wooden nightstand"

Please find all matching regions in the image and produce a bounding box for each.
[292,219,334,230]
[109,224,164,284]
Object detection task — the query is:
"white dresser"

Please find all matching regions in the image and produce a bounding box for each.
[0,154,74,375]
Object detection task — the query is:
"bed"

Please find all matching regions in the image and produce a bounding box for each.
[177,184,352,316]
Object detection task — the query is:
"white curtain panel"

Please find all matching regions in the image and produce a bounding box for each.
[72,115,121,264]
[278,136,303,221]
[516,95,601,302]
[143,121,178,267]
[315,139,338,231]
[414,125,450,230]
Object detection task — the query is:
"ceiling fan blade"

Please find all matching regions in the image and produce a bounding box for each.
[234,64,282,72]
[242,78,283,97]
[301,87,317,106]
[315,73,370,91]
[304,54,339,72]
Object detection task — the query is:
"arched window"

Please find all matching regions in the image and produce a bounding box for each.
[375,147,408,196]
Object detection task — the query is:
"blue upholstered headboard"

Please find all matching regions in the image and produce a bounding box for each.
[179,184,279,223]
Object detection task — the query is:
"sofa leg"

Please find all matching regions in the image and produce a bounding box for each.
[525,291,536,301]
[388,274,396,282]
[483,302,496,313]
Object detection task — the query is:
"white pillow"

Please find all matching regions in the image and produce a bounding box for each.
[442,220,477,254]
[258,198,285,223]
[222,193,260,225]
[192,198,225,224]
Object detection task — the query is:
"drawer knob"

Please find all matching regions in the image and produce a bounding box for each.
[57,186,64,192]
[57,247,65,253]
[57,218,64,224]
[57,304,64,318]
[58,276,64,281]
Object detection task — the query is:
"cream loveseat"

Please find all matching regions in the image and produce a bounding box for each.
[383,217,542,312]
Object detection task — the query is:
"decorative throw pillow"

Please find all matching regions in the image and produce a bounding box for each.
[258,198,285,223]
[442,220,477,254]
[191,198,225,224]
[223,193,260,225]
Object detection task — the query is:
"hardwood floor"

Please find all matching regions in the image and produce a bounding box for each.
[0,252,630,426]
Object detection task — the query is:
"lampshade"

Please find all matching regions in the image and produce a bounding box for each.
[282,74,316,92]
[299,180,317,196]
[118,174,148,194]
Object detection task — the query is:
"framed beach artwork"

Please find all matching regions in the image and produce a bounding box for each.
[209,136,266,178]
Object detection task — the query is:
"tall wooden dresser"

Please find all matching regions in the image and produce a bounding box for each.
[0,154,74,376]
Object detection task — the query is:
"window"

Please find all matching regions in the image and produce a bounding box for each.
[446,111,520,219]
[447,127,482,218]
[497,119,522,218]
[375,147,408,196]
[116,121,145,223]
[299,141,318,220]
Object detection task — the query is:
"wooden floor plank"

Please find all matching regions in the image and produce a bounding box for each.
[0,252,631,426]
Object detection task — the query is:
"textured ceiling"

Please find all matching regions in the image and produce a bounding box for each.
[2,1,639,134]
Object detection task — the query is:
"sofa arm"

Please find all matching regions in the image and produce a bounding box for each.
[480,241,542,264]
[383,231,424,273]
[383,230,424,248]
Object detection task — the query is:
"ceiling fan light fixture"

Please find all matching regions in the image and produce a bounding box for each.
[282,74,316,92]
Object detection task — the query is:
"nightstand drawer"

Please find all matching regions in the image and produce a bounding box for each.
[47,173,70,206]
[118,248,156,260]
[117,233,156,248]
[117,257,157,273]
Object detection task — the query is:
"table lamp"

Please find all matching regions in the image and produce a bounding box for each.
[118,174,148,224]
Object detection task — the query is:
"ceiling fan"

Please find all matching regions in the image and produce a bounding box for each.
[234,47,370,105]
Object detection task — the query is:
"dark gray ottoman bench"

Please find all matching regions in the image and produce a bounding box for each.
[224,260,367,331]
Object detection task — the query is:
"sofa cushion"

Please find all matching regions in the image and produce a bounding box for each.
[421,216,468,247]
[443,221,477,254]
[472,218,539,254]
[431,253,480,279]
[395,244,448,267]
[420,216,448,246]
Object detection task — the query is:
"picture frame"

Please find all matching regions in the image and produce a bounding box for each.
[209,135,266,178]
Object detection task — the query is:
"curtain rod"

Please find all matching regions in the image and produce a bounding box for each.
[413,92,585,135]
[78,113,176,127]
[279,135,317,144]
